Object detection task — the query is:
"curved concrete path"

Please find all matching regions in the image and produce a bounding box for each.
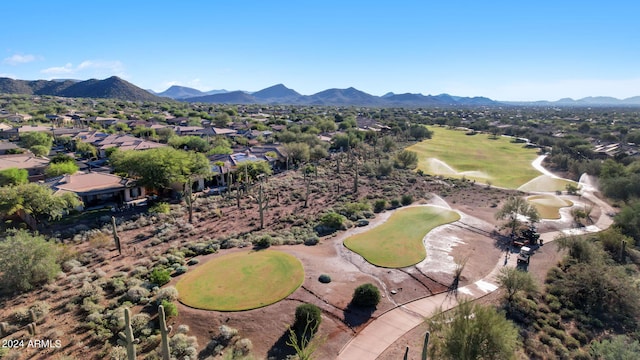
[336,166,614,360]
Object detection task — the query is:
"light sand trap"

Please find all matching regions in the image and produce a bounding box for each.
[426,158,492,180]
[527,194,573,209]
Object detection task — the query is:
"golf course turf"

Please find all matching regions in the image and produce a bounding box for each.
[176,250,304,311]
[408,127,554,189]
[344,206,460,268]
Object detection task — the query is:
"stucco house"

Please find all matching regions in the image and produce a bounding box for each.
[47,172,146,209]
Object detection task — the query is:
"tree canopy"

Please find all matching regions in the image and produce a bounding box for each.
[427,300,520,360]
[45,161,79,178]
[0,167,28,186]
[495,196,540,235]
[0,229,61,292]
[110,147,210,191]
[0,183,82,227]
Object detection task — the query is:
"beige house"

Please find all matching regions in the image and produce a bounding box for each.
[0,154,49,181]
[48,172,146,209]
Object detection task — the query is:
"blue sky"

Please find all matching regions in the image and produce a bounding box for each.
[1,0,639,101]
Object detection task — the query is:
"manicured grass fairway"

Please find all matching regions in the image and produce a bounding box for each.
[176,250,304,311]
[344,206,460,268]
[527,194,573,219]
[407,127,542,189]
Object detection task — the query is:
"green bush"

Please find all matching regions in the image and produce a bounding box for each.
[173,266,188,276]
[294,303,322,333]
[149,268,171,286]
[318,274,331,283]
[255,235,272,249]
[401,194,413,206]
[373,199,387,213]
[0,230,60,292]
[319,212,346,229]
[161,300,178,318]
[352,283,381,307]
[390,199,401,208]
[149,202,171,214]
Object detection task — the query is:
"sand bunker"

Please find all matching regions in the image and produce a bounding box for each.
[527,194,574,219]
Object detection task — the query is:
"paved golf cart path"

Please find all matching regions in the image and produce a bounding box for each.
[336,159,614,360]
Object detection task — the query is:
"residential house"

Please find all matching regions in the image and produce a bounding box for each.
[71,131,165,158]
[85,116,120,127]
[0,153,49,181]
[47,172,146,209]
[0,141,20,155]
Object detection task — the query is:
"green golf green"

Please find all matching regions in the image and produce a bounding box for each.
[176,250,304,311]
[344,206,460,268]
[408,127,555,189]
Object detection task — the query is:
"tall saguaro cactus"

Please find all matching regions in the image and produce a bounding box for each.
[184,180,197,224]
[158,305,172,360]
[257,183,269,230]
[403,331,430,360]
[112,216,122,255]
[118,308,138,360]
[422,331,430,360]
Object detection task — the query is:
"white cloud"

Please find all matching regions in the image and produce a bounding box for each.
[40,60,127,79]
[41,63,74,75]
[3,54,37,65]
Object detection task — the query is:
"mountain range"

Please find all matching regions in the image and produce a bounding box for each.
[0,76,160,102]
[180,83,498,107]
[1,76,640,107]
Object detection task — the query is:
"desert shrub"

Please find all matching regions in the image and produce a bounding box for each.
[176,324,190,334]
[0,230,60,292]
[161,300,178,318]
[255,235,272,249]
[319,211,345,229]
[401,194,413,206]
[187,258,199,266]
[88,231,112,248]
[149,202,170,214]
[131,313,151,337]
[169,333,198,359]
[294,304,322,333]
[390,198,401,208]
[352,283,381,307]
[29,301,50,322]
[318,274,331,283]
[315,211,346,235]
[304,236,319,246]
[149,268,171,286]
[173,266,188,276]
[155,286,179,304]
[218,324,238,342]
[126,286,150,303]
[374,199,387,213]
[234,338,253,356]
